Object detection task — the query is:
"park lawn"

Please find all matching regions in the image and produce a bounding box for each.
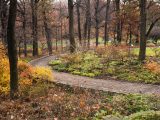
[0,83,159,120]
[132,47,160,56]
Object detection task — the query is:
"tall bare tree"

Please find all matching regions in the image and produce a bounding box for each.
[7,0,18,98]
[115,0,121,43]
[0,0,8,44]
[76,0,82,45]
[68,0,76,53]
[31,0,39,56]
[104,0,110,45]
[139,0,147,61]
[95,0,99,47]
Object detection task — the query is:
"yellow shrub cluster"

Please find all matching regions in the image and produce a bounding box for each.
[0,43,53,94]
[145,61,160,74]
[32,67,53,82]
[0,43,10,94]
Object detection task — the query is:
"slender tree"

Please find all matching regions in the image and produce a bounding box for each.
[68,0,76,53]
[115,0,121,43]
[0,0,8,44]
[31,0,39,56]
[104,0,110,45]
[139,0,147,61]
[76,0,82,45]
[87,0,91,48]
[95,0,99,47]
[7,0,18,98]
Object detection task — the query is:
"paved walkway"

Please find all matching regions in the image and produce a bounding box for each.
[30,55,160,96]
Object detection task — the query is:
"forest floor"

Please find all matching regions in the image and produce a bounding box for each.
[30,55,160,96]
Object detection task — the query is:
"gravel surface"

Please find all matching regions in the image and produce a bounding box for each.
[30,55,160,96]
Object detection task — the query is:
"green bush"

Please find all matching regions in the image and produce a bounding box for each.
[123,111,160,120]
[49,51,160,84]
[107,94,158,115]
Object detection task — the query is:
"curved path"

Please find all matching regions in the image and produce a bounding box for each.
[30,55,160,96]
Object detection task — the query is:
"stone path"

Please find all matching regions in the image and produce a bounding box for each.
[30,55,160,96]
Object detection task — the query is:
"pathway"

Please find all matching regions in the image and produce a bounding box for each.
[30,55,160,96]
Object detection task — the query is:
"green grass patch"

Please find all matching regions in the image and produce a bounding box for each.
[132,47,160,57]
[49,50,160,84]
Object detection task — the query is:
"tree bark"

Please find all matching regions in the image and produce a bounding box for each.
[22,2,27,57]
[7,0,18,98]
[139,0,147,61]
[43,11,52,55]
[95,0,99,47]
[76,0,82,46]
[31,0,38,56]
[0,0,8,44]
[87,0,91,48]
[104,0,110,45]
[115,0,121,43]
[68,0,76,53]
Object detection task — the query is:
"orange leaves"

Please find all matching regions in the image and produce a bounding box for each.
[145,61,160,74]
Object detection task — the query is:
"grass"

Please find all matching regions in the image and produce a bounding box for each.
[132,47,160,56]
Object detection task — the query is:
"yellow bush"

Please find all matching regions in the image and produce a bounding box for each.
[32,67,53,82]
[0,43,10,94]
[0,43,53,94]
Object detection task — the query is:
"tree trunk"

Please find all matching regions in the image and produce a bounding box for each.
[7,0,18,98]
[84,11,88,47]
[95,0,99,47]
[76,0,82,46]
[87,0,91,48]
[0,0,8,44]
[115,0,121,43]
[43,11,52,55]
[23,5,27,57]
[31,0,38,56]
[139,0,147,61]
[68,0,76,53]
[104,0,110,45]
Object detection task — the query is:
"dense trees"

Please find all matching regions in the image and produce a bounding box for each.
[1,0,160,97]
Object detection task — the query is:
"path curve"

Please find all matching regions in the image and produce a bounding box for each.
[30,55,160,96]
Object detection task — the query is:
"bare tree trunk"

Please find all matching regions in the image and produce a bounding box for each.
[115,0,121,43]
[76,0,82,45]
[0,0,8,44]
[56,27,58,51]
[23,3,27,57]
[31,0,38,56]
[60,20,63,51]
[84,11,88,47]
[7,0,18,98]
[87,0,91,48]
[139,0,146,61]
[43,11,52,55]
[68,0,76,53]
[104,0,110,45]
[95,0,99,47]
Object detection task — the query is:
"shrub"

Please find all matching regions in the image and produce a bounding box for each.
[123,111,160,120]
[145,61,160,74]
[0,43,10,94]
[32,67,53,82]
[109,94,151,115]
[0,45,53,94]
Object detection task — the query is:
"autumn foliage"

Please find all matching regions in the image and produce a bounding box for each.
[145,61,160,74]
[0,43,53,94]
